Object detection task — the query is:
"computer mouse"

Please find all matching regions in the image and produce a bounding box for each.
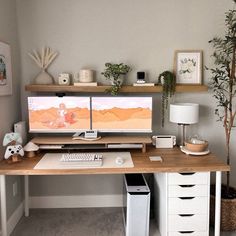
[115,156,125,165]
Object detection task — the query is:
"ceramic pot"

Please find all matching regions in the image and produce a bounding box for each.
[111,74,125,86]
[35,70,54,85]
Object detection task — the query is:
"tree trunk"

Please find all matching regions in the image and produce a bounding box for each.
[226,144,230,195]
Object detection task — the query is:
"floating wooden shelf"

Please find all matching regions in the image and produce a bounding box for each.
[25,84,208,93]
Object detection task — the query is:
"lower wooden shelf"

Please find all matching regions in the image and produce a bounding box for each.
[31,136,152,153]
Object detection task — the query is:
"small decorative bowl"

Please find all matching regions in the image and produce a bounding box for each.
[184,141,208,152]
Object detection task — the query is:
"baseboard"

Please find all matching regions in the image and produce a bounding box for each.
[30,194,123,208]
[0,202,24,236]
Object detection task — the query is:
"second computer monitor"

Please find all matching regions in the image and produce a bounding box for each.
[91,97,152,132]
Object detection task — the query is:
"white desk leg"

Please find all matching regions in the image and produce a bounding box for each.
[0,175,7,236]
[24,175,29,217]
[215,171,222,236]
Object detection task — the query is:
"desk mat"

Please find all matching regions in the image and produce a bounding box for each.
[34,152,134,169]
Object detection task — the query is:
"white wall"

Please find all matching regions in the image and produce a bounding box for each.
[16,0,235,199]
[0,0,23,218]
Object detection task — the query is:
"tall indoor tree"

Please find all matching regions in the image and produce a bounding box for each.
[208,2,236,197]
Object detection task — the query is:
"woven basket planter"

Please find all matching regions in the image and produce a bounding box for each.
[210,194,236,231]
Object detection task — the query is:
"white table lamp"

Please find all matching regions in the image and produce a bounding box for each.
[169,103,199,146]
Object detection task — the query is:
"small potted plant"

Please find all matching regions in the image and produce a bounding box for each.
[158,71,176,127]
[208,1,236,231]
[101,62,131,95]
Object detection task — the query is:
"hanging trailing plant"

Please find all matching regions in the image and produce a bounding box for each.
[158,71,176,127]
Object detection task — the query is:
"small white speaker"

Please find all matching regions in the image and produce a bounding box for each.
[14,121,27,145]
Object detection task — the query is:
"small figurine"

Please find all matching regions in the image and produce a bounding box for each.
[3,132,24,163]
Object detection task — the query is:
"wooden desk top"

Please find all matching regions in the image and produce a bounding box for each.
[0,147,229,175]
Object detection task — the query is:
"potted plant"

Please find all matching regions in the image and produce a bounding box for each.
[158,71,176,127]
[208,2,236,231]
[101,62,131,96]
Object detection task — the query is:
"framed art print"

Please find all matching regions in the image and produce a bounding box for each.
[174,50,203,84]
[0,41,12,96]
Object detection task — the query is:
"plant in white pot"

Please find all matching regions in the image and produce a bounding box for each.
[208,2,236,230]
[101,62,131,95]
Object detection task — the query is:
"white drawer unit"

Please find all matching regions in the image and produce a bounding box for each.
[168,172,209,185]
[168,214,208,232]
[168,197,208,214]
[168,232,208,236]
[168,184,208,197]
[154,172,210,236]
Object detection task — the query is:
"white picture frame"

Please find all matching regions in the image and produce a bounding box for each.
[0,41,12,96]
[174,50,203,84]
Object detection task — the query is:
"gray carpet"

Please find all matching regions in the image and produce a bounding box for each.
[11,208,236,236]
[11,208,125,236]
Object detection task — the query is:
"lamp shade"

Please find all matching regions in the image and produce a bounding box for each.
[169,103,199,124]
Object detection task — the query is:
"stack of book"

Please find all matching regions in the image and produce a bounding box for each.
[74,82,98,86]
[133,83,155,86]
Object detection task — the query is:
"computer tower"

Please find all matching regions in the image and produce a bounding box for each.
[123,174,150,236]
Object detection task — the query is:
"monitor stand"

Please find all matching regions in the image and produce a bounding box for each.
[31,136,152,153]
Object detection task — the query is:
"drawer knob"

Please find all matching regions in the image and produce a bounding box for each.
[179,197,195,200]
[178,231,194,234]
[179,185,195,188]
[178,214,194,217]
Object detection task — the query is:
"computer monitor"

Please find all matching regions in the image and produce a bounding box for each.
[28,97,90,133]
[91,97,152,132]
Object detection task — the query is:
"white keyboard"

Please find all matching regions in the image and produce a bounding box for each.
[60,153,103,167]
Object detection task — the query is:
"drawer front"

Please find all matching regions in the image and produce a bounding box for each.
[168,185,209,197]
[168,197,208,214]
[168,214,208,232]
[168,172,209,185]
[168,232,208,236]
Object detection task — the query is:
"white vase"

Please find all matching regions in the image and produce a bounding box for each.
[35,70,54,85]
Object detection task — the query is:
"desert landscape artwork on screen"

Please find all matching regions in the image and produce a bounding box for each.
[28,97,90,132]
[92,97,152,132]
